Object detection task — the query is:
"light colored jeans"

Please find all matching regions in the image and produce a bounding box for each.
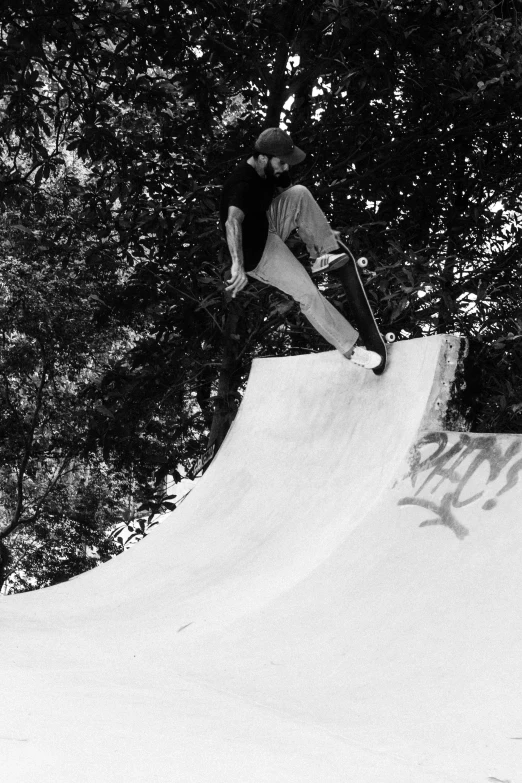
[248,185,358,354]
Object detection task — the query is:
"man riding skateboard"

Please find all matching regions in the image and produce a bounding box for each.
[219,128,384,371]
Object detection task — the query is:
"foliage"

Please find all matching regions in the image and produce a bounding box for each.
[0,170,131,591]
[3,460,124,593]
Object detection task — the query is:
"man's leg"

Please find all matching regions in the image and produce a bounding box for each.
[268,184,341,260]
[248,231,358,355]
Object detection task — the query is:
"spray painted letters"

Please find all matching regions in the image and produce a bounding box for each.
[399,433,522,539]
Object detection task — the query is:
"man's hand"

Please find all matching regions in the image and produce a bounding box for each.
[225,263,248,298]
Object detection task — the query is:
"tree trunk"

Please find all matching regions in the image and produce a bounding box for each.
[265,36,290,127]
[0,539,11,594]
[208,300,241,453]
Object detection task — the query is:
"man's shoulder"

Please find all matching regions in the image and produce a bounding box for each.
[222,160,257,188]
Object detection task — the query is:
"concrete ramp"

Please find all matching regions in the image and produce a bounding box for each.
[2,335,521,783]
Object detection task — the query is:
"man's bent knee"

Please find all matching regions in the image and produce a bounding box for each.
[285,184,311,199]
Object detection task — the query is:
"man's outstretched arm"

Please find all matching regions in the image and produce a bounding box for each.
[225,206,249,298]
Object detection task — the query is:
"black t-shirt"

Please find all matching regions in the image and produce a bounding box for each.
[220,161,290,271]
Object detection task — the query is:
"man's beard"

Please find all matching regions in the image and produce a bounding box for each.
[265,158,281,182]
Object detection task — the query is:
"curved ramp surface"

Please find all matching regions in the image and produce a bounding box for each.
[2,335,521,783]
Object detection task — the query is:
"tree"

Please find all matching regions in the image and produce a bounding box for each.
[0,170,133,591]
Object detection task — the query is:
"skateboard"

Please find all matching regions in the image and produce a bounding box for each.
[333,240,390,375]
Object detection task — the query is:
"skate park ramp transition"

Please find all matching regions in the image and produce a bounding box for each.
[2,334,522,783]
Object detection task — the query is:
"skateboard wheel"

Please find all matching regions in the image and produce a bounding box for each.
[385,332,396,343]
[357,256,368,268]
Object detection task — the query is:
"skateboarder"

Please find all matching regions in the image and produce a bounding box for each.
[219,128,383,370]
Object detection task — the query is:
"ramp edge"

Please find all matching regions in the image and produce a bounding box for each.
[418,334,469,433]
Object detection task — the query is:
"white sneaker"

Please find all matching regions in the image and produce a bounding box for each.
[311,250,349,275]
[346,346,383,370]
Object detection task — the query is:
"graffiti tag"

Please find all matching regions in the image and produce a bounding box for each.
[399,433,522,540]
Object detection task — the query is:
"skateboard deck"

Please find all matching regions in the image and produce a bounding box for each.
[334,240,387,375]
